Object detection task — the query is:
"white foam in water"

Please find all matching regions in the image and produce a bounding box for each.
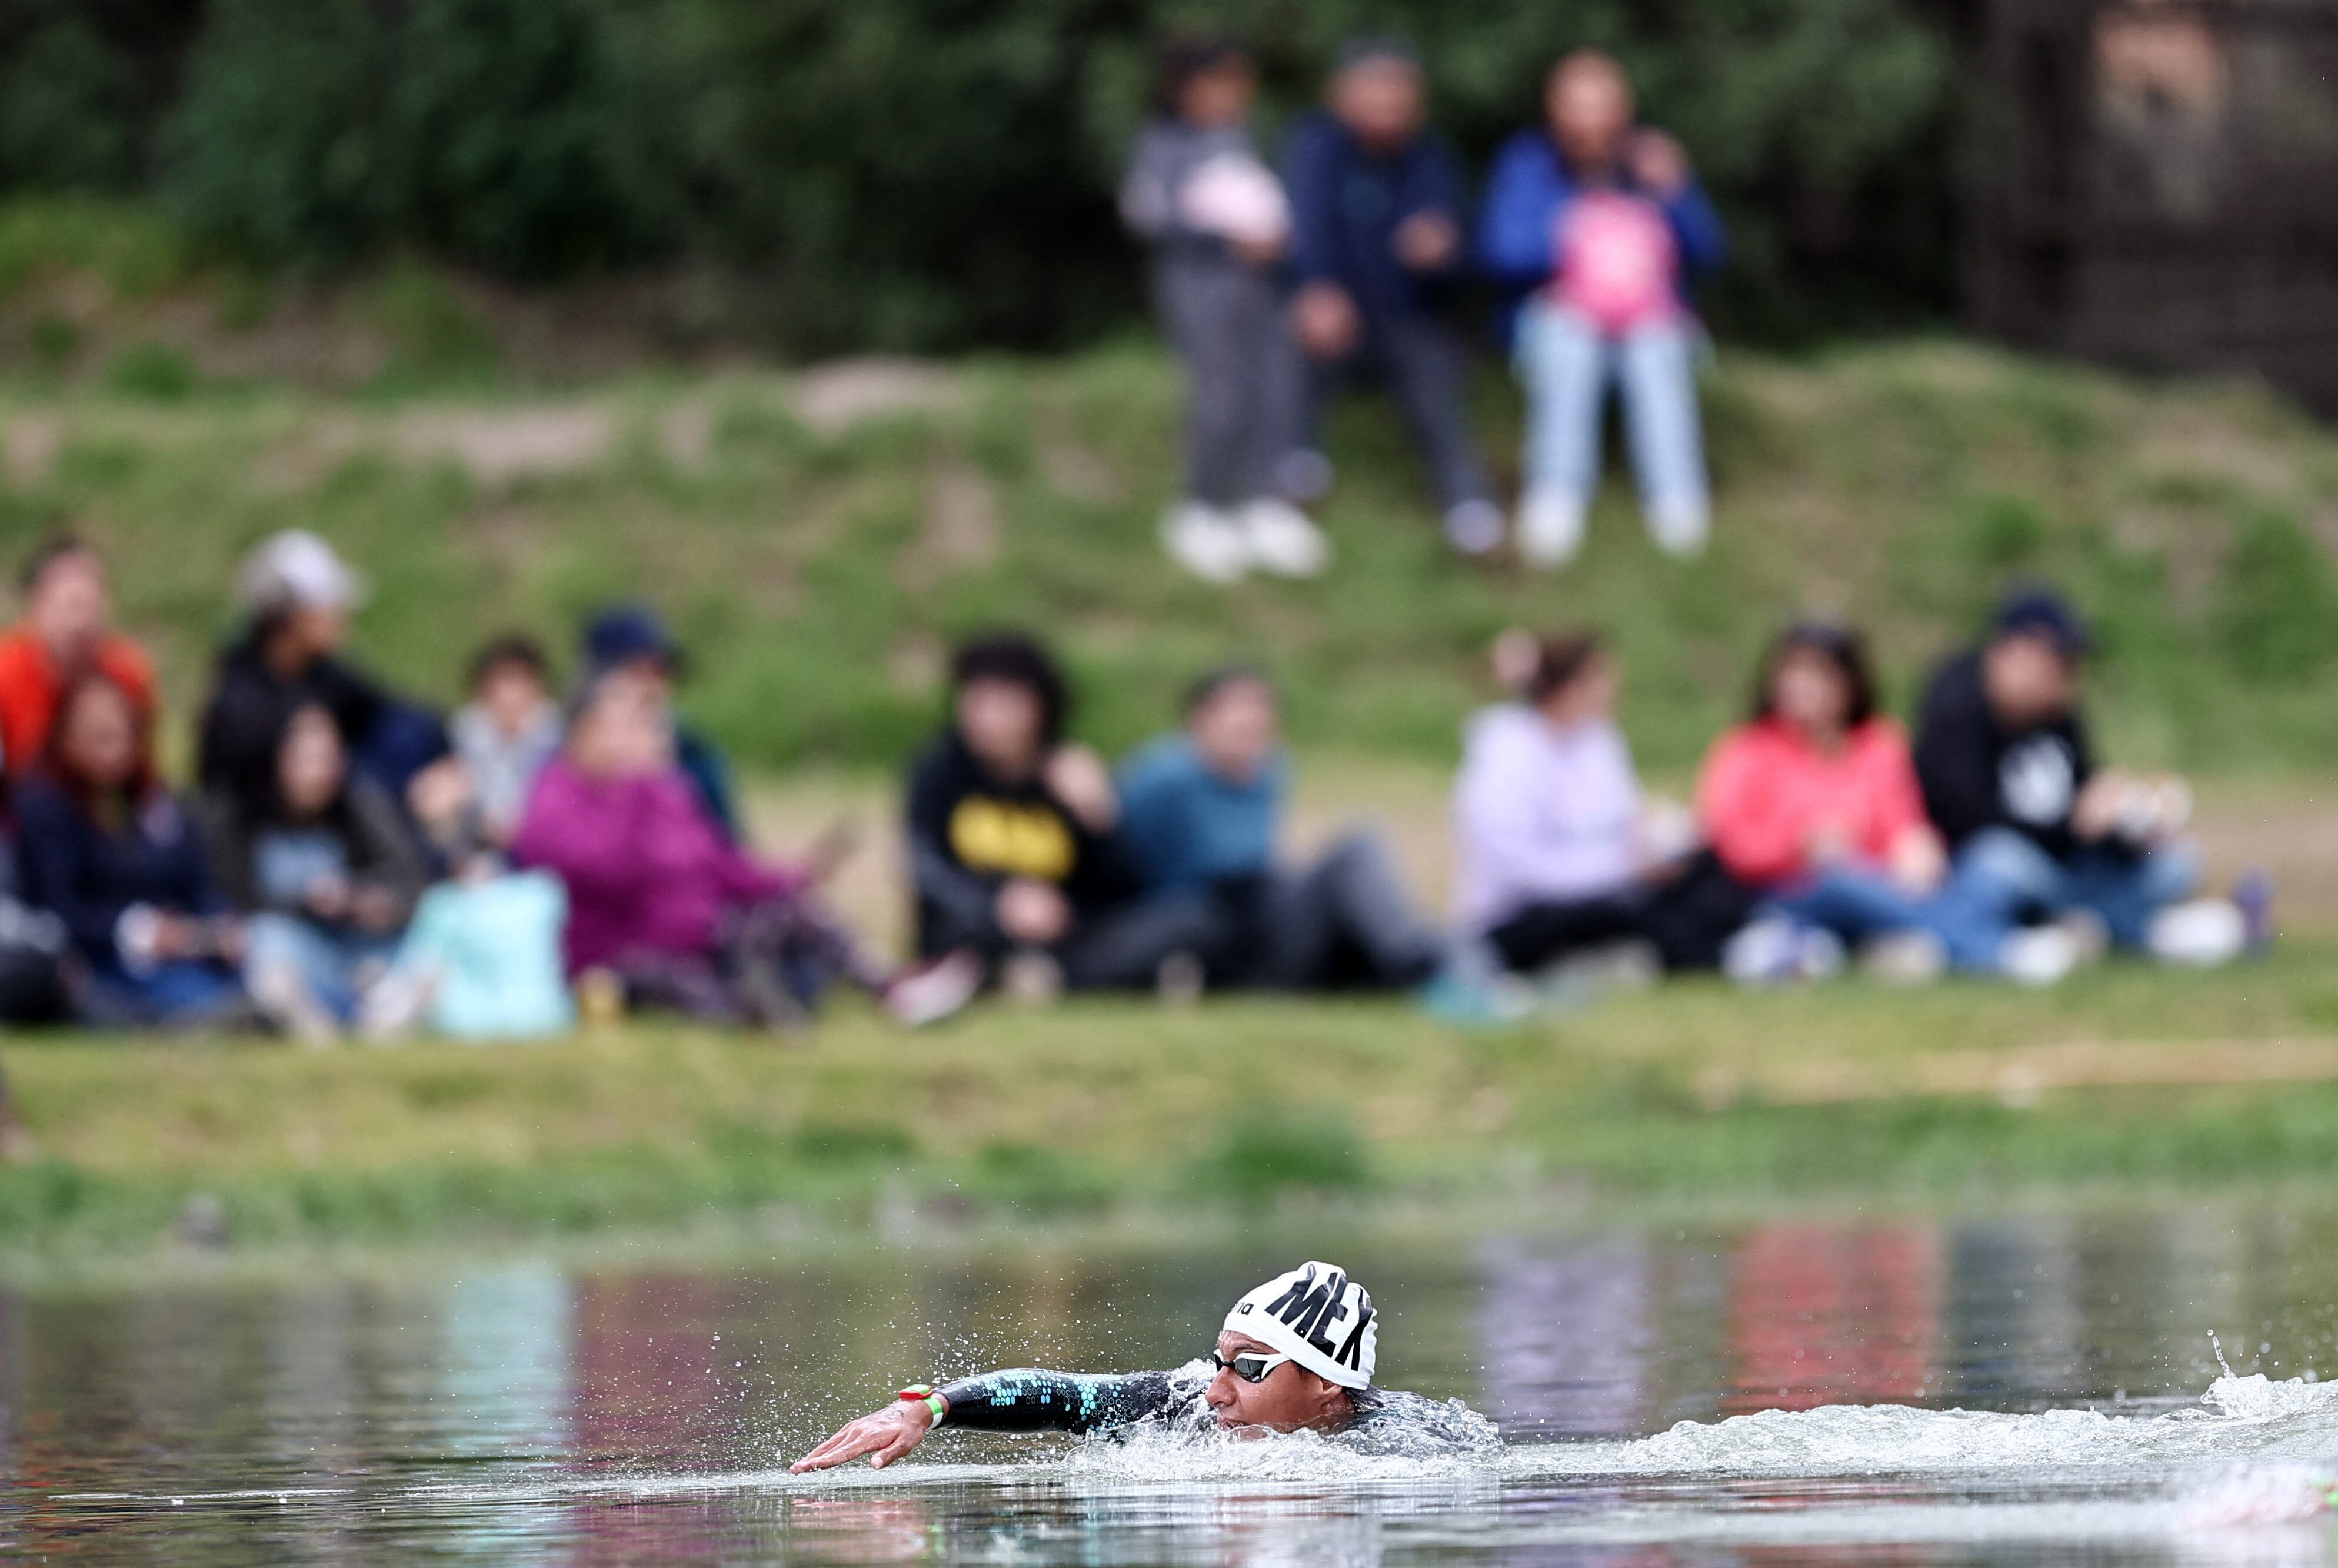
[1500,1373,2338,1480]
[59,1376,2338,1559]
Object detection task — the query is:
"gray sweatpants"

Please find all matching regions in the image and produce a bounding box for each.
[1153,254,1306,507]
[1257,831,1446,990]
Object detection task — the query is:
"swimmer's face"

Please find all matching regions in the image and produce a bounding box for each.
[1204,1330,1351,1434]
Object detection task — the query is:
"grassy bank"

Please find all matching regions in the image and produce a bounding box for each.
[7,944,2338,1257]
[4,328,2338,779]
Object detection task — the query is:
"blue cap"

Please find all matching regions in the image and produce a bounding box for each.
[582,602,686,676]
[1991,585,2090,658]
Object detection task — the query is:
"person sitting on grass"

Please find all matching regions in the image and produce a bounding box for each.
[409,633,564,868]
[1477,50,1726,567]
[514,667,974,1029]
[198,530,447,811]
[0,534,158,781]
[15,671,245,1028]
[1697,621,1950,985]
[1117,666,1446,991]
[907,633,1218,999]
[204,702,429,1043]
[1451,630,1744,984]
[578,603,740,841]
[791,1261,1490,1471]
[1121,35,1327,583]
[1914,586,2250,981]
[1282,39,1502,555]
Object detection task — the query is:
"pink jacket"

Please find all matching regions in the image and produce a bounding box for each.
[511,758,801,974]
[1696,717,1929,887]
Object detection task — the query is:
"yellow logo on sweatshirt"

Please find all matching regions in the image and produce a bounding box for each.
[948,798,1075,881]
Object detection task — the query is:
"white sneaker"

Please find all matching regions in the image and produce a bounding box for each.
[1999,926,2078,987]
[1160,501,1250,582]
[1516,488,1587,568]
[1442,499,1505,556]
[249,958,341,1046]
[998,949,1064,1006]
[883,949,984,1027]
[1648,497,1710,558]
[1155,950,1205,1006]
[1861,930,1946,986]
[1237,498,1331,577]
[2148,899,2246,968]
[1724,917,1842,987]
[358,962,438,1041]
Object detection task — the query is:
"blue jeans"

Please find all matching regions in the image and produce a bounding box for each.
[1515,301,1708,518]
[1765,865,1939,948]
[86,958,244,1027]
[245,913,400,1023]
[1930,828,2197,969]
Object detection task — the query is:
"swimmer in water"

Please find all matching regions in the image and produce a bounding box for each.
[791,1260,1491,1470]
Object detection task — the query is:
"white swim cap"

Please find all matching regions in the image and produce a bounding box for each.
[1223,1261,1376,1389]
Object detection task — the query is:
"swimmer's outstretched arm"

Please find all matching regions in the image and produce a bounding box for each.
[790,1369,1176,1473]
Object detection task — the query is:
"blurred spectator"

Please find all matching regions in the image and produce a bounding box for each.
[1478,50,1726,567]
[579,604,738,841]
[1122,35,1328,582]
[512,668,962,1028]
[1453,631,1744,977]
[1118,666,1444,990]
[411,633,563,865]
[1916,587,2246,980]
[1698,623,1948,984]
[907,633,1217,996]
[198,530,448,808]
[0,535,156,780]
[375,870,573,1040]
[15,673,224,1026]
[204,703,428,1042]
[1283,40,1501,554]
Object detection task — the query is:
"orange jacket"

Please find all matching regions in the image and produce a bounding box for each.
[0,624,157,777]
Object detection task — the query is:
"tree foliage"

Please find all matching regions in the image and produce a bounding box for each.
[0,0,1960,348]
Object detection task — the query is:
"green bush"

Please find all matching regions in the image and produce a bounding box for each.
[20,0,1956,351]
[1187,1108,1373,1208]
[157,0,394,267]
[0,19,137,191]
[2214,509,2338,685]
[0,197,187,302]
[101,341,195,400]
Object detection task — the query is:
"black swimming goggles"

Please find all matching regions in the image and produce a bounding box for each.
[1208,1349,1297,1383]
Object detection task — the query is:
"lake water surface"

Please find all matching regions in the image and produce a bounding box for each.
[12,1204,2338,1564]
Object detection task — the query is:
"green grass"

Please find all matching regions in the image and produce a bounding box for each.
[6,252,2338,777]
[6,946,2338,1256]
[9,213,2338,1259]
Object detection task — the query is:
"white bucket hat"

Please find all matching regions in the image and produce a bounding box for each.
[237,530,366,615]
[1223,1261,1377,1389]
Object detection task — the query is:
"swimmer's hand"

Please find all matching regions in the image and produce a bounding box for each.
[790,1395,943,1473]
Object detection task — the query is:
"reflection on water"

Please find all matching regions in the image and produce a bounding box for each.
[8,1206,2338,1563]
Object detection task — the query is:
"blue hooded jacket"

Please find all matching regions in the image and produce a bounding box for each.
[1474,129,1727,342]
[1283,110,1469,321]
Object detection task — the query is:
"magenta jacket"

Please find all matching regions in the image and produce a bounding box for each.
[511,757,801,974]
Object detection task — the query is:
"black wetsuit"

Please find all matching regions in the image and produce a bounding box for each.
[931,1363,1491,1453]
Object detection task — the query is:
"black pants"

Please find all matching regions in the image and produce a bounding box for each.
[924,892,1224,993]
[1487,851,1754,974]
[1304,313,1493,510]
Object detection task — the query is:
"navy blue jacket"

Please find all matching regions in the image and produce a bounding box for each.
[1283,112,1468,321]
[15,778,226,966]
